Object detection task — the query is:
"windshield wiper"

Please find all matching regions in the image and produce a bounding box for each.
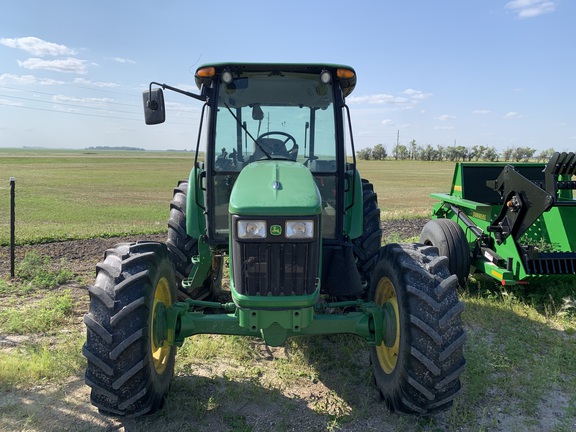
[223,103,271,159]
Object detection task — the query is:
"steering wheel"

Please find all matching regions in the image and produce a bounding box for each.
[256,131,298,160]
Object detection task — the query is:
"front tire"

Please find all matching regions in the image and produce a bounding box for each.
[83,241,177,417]
[167,180,221,301]
[369,243,466,414]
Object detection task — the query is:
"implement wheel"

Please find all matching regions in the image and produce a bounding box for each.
[167,180,222,300]
[369,243,466,414]
[83,241,177,417]
[420,218,470,286]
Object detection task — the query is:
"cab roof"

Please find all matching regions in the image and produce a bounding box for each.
[195,62,357,97]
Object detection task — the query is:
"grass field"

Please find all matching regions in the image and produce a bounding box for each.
[1,149,576,431]
[0,149,453,245]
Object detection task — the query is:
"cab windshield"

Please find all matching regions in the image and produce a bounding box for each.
[213,71,336,172]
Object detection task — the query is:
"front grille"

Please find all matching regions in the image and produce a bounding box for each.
[524,251,576,275]
[232,230,320,297]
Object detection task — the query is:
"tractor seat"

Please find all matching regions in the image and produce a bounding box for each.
[249,138,290,162]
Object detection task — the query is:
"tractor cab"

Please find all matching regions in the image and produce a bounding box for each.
[145,64,360,245]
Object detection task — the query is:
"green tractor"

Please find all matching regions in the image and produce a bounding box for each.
[83,63,466,417]
[421,152,576,286]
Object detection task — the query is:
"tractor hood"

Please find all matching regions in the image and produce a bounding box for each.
[229,161,322,216]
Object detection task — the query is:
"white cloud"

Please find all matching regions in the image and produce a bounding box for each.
[0,73,64,85]
[0,98,24,107]
[438,114,456,121]
[435,126,455,130]
[73,78,120,88]
[473,109,491,114]
[381,119,394,126]
[110,57,136,64]
[17,57,89,74]
[52,104,80,113]
[348,88,431,110]
[503,111,526,119]
[403,88,432,100]
[0,36,76,56]
[53,95,113,104]
[348,93,408,105]
[505,0,556,18]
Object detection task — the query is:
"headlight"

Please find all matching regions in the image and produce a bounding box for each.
[286,220,314,239]
[237,220,267,239]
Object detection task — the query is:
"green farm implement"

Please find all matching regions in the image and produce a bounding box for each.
[83,63,466,417]
[421,152,576,286]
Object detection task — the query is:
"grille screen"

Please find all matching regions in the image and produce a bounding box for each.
[233,241,319,296]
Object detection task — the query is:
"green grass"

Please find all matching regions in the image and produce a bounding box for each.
[0,149,196,245]
[357,159,454,219]
[0,149,452,245]
[0,289,76,334]
[15,251,74,289]
[455,284,576,430]
[0,331,85,391]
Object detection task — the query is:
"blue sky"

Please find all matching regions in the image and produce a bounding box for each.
[0,0,574,153]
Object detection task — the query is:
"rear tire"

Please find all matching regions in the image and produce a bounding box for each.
[352,179,382,283]
[83,241,177,417]
[167,180,221,300]
[420,218,470,286]
[369,243,466,414]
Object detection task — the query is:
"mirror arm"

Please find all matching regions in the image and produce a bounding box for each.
[149,81,206,103]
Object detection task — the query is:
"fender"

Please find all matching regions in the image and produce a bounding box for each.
[186,166,206,239]
[345,168,363,239]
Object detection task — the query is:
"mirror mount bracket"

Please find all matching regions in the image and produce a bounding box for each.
[149,81,206,103]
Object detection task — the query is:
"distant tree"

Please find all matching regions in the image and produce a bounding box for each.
[392,144,409,160]
[445,147,457,162]
[445,146,469,162]
[483,147,499,162]
[356,147,372,160]
[458,146,470,162]
[513,147,536,162]
[372,143,387,160]
[436,145,445,161]
[502,147,514,162]
[420,144,434,161]
[409,139,418,160]
[472,145,487,161]
[536,147,555,162]
[524,147,537,161]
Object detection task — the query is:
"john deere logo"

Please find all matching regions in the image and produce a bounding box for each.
[270,225,282,236]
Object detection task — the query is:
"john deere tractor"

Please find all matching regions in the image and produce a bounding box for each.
[83,63,466,417]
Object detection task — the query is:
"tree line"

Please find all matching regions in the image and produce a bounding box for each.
[356,140,557,163]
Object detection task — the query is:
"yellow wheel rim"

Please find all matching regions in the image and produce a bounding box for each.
[374,277,400,374]
[151,277,172,375]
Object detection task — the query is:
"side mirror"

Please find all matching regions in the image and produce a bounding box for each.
[143,88,165,125]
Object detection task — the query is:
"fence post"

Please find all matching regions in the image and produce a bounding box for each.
[10,177,15,279]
